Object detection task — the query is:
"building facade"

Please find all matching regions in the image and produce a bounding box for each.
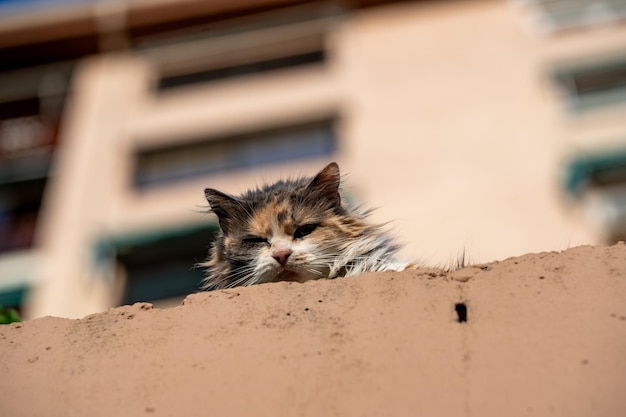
[0,0,625,318]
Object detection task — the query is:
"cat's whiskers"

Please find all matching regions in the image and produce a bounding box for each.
[227,271,257,288]
[218,263,259,288]
[303,267,325,277]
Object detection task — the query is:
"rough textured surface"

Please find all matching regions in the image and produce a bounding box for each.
[1,244,625,416]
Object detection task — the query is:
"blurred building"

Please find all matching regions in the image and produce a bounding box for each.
[0,0,625,319]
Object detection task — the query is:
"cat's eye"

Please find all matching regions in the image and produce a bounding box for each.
[243,236,269,245]
[293,223,319,239]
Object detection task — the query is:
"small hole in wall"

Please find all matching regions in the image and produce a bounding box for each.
[455,303,468,323]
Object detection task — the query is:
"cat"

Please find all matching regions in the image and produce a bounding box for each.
[200,162,412,290]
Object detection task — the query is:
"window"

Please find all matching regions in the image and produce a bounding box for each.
[551,54,626,112]
[0,286,25,313]
[133,119,338,189]
[564,148,626,196]
[512,0,626,34]
[136,3,345,91]
[564,148,626,243]
[98,224,218,305]
[158,50,326,90]
[0,178,47,253]
[0,63,69,253]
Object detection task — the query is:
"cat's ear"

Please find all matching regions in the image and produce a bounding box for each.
[307,162,341,208]
[205,188,247,235]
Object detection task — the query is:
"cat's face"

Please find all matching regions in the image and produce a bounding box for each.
[204,163,368,288]
[217,197,336,285]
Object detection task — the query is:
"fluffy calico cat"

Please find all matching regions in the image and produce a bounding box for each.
[200,162,411,290]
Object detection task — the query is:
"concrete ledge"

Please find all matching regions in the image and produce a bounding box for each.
[1,243,625,416]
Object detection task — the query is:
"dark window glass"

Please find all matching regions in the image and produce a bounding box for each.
[553,57,626,111]
[112,225,218,304]
[134,119,338,188]
[159,50,325,90]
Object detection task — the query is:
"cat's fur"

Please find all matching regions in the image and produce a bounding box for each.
[200,162,410,290]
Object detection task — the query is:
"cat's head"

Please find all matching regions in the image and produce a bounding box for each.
[203,162,371,288]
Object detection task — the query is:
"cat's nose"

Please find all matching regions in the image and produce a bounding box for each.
[272,249,292,266]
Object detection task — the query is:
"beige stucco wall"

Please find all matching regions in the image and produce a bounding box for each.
[337,0,626,263]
